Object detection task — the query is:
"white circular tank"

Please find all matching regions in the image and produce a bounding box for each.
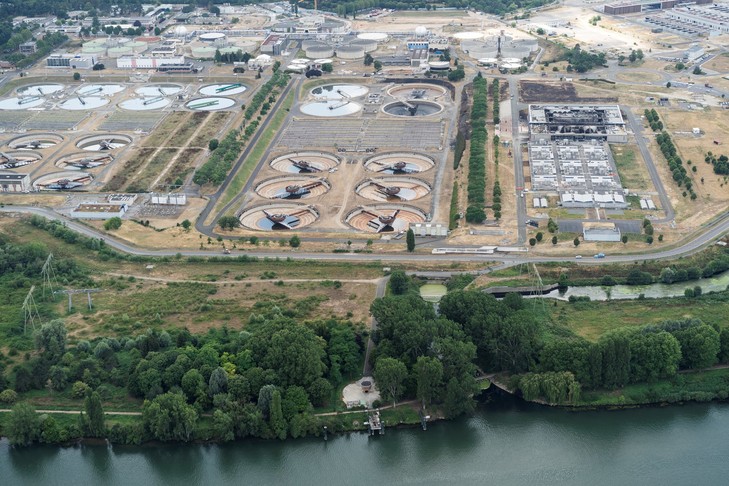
[357,32,388,42]
[200,32,226,42]
[302,39,323,50]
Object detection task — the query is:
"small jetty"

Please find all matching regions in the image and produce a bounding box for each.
[483,283,559,298]
[367,410,384,436]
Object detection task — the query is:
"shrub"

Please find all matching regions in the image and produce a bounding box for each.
[71,381,91,399]
[0,389,18,404]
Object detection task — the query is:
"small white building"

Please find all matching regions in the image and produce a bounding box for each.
[46,53,96,69]
[583,223,621,242]
[71,203,128,219]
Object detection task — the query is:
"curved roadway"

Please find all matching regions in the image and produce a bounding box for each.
[2,206,728,265]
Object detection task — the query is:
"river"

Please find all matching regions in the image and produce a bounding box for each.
[3,393,729,485]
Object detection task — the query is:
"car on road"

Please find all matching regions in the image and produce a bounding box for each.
[575,255,582,259]
[594,253,605,259]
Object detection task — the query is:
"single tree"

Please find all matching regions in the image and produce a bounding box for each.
[406,229,415,252]
[573,237,580,247]
[389,270,409,295]
[289,235,301,248]
[374,357,408,408]
[6,402,40,446]
[84,391,105,437]
[414,356,443,409]
[551,235,558,245]
[269,390,287,439]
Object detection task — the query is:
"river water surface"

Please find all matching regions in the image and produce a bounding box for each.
[3,394,729,485]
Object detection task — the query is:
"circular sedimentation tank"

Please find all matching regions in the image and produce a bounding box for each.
[126,41,147,53]
[305,44,335,59]
[382,100,442,117]
[33,171,93,191]
[387,84,446,99]
[17,84,64,96]
[0,150,42,169]
[364,153,434,174]
[350,39,377,53]
[355,177,431,202]
[199,83,247,96]
[270,152,340,173]
[82,46,106,56]
[300,99,362,117]
[311,84,368,100]
[255,176,330,200]
[336,45,365,59]
[185,97,235,111]
[191,46,218,58]
[8,133,63,150]
[344,204,426,233]
[108,46,133,58]
[77,84,125,96]
[60,96,109,110]
[76,134,132,151]
[55,152,113,170]
[136,84,183,97]
[0,96,45,110]
[238,204,319,231]
[119,96,171,111]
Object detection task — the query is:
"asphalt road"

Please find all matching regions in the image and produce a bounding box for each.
[508,77,527,245]
[3,205,728,265]
[622,107,675,223]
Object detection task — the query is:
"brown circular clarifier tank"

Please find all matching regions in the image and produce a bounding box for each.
[8,133,63,150]
[270,151,341,174]
[345,205,426,233]
[382,100,442,117]
[0,150,42,170]
[355,177,431,202]
[55,152,113,170]
[364,152,434,174]
[255,176,330,200]
[33,171,93,191]
[238,204,319,231]
[76,134,132,151]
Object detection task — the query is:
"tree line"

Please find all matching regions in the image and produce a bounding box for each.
[656,131,697,200]
[465,73,488,223]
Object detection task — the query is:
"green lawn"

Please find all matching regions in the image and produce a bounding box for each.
[611,144,650,190]
[550,294,729,341]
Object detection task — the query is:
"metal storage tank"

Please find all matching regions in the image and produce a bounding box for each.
[233,40,258,52]
[108,46,133,58]
[336,44,365,59]
[351,38,377,53]
[83,39,106,48]
[306,43,334,58]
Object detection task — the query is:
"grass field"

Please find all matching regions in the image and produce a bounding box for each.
[611,144,650,191]
[550,294,729,341]
[167,112,210,147]
[141,112,188,148]
[127,148,178,192]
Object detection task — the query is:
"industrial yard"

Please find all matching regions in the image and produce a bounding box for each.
[0,0,728,254]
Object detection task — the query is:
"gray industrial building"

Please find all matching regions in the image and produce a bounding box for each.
[527,104,629,210]
[0,172,31,192]
[528,104,628,143]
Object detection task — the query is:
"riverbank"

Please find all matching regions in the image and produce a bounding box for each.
[491,367,729,410]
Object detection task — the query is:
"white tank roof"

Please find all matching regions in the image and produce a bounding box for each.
[357,32,388,41]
